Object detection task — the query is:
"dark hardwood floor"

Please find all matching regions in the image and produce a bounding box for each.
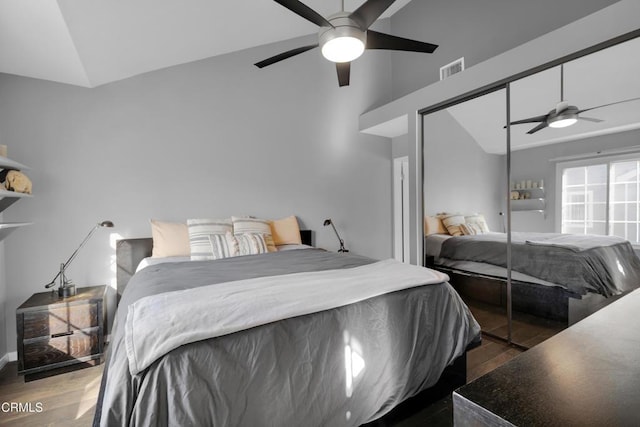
[0,299,566,427]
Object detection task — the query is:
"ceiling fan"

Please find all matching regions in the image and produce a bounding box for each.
[508,64,640,135]
[254,0,438,87]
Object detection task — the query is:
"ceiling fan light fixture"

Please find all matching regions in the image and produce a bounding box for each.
[548,112,578,128]
[319,13,366,63]
[321,36,365,62]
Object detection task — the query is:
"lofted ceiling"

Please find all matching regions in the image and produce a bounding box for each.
[0,0,411,88]
[447,36,640,154]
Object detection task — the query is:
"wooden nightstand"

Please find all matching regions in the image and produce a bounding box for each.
[16,285,107,376]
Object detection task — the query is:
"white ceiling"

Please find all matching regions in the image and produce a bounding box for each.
[447,36,640,154]
[0,0,411,88]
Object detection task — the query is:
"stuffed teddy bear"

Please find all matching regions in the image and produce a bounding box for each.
[4,170,32,194]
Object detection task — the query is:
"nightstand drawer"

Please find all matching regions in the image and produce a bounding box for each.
[22,303,98,339]
[22,327,100,370]
[17,285,107,376]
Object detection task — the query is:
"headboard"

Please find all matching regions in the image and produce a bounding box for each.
[116,230,313,300]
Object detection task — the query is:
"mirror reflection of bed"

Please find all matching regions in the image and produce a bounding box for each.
[423,36,640,348]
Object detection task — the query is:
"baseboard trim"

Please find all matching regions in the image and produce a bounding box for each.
[8,351,17,362]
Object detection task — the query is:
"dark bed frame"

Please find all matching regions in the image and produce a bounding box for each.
[426,258,631,326]
[112,231,475,425]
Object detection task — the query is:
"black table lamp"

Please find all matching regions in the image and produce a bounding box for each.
[44,220,114,297]
[323,219,348,253]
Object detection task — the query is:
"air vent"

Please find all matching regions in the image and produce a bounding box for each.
[440,57,465,81]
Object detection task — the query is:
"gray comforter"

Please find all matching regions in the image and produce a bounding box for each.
[94,249,480,427]
[438,232,640,297]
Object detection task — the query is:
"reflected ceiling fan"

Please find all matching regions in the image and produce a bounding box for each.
[254,0,438,87]
[508,64,640,135]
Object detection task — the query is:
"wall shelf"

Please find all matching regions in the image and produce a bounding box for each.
[0,223,33,241]
[0,155,29,171]
[0,155,33,242]
[511,180,545,215]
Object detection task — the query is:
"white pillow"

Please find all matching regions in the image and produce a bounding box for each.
[233,233,270,256]
[187,218,232,260]
[231,216,277,252]
[460,223,484,235]
[465,214,490,233]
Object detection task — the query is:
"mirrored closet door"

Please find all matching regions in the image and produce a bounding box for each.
[507,35,640,334]
[423,33,640,349]
[422,87,512,342]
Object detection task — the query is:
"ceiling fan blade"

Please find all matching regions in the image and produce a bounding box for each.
[527,122,549,135]
[505,115,548,128]
[336,62,350,87]
[578,96,640,114]
[365,30,438,53]
[272,0,333,28]
[254,43,318,68]
[579,116,604,123]
[349,0,396,30]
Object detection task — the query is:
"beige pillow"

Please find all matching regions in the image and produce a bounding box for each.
[231,216,277,252]
[150,219,190,258]
[270,216,302,245]
[424,215,448,235]
[465,214,490,233]
[441,215,466,237]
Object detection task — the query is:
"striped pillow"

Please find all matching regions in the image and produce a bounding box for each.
[441,215,466,237]
[205,233,237,260]
[187,218,233,260]
[234,233,270,256]
[460,223,484,235]
[231,216,277,252]
[465,214,490,233]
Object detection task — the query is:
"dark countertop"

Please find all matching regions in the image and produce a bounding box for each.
[453,288,640,426]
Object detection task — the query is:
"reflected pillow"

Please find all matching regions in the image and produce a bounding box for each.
[460,223,484,235]
[465,214,490,233]
[424,215,448,235]
[441,215,466,237]
[150,219,190,258]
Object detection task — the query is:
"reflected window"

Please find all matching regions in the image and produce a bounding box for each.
[560,155,640,243]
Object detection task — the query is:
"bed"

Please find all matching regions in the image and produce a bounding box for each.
[425,231,640,324]
[93,233,481,426]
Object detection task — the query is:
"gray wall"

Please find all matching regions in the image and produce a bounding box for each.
[423,110,505,232]
[389,0,618,99]
[0,36,392,355]
[511,128,640,232]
